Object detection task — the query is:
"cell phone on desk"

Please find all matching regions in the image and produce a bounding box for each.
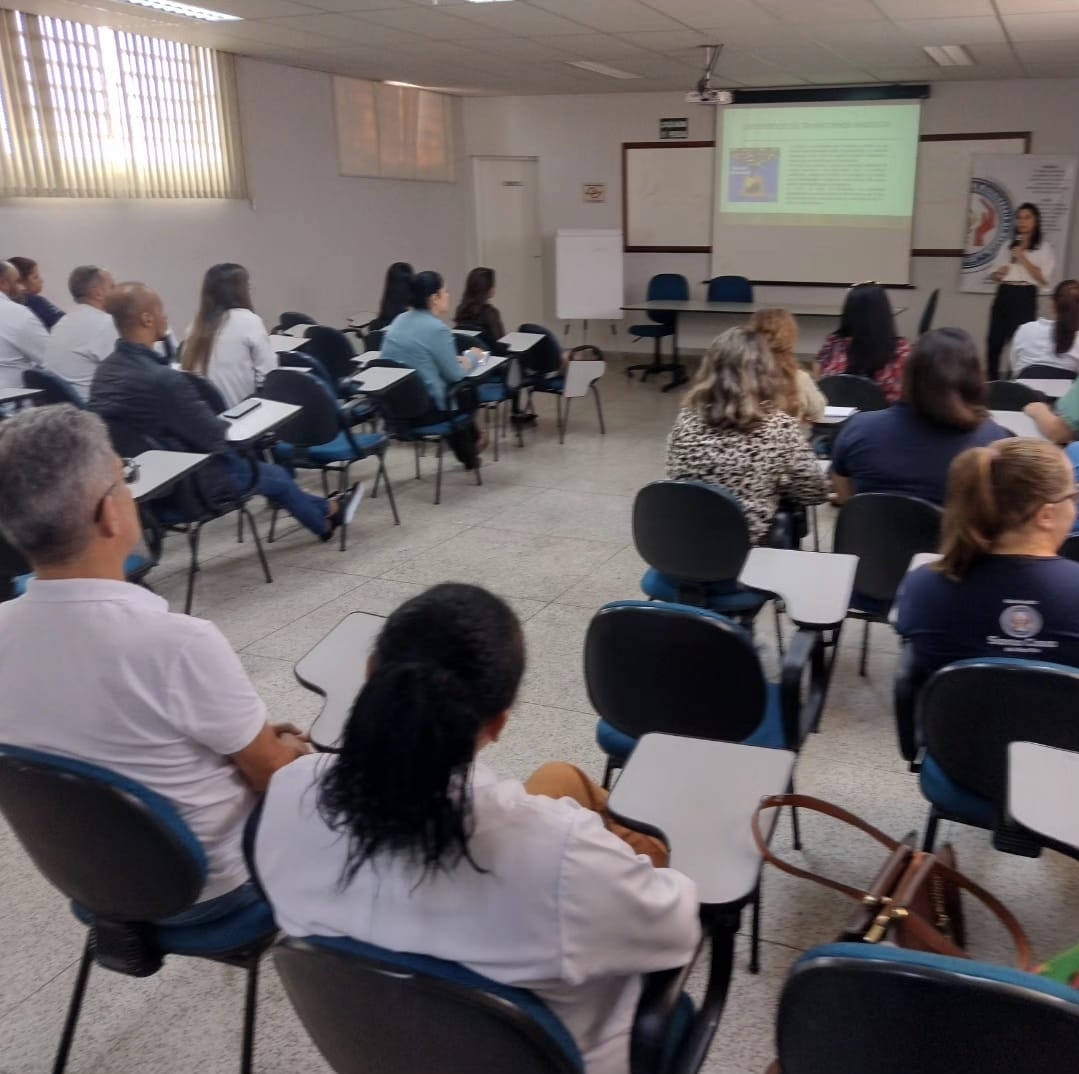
[222,398,261,420]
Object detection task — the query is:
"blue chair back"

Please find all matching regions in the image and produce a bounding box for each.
[818,374,889,412]
[644,274,689,328]
[777,942,1079,1074]
[585,601,767,743]
[301,325,357,383]
[273,935,583,1074]
[274,311,317,332]
[921,659,1079,804]
[24,367,85,407]
[706,276,753,303]
[633,481,751,595]
[0,745,205,922]
[279,350,338,395]
[262,368,339,447]
[834,493,941,607]
[518,323,564,378]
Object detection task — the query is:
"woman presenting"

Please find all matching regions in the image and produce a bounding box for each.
[986,202,1054,380]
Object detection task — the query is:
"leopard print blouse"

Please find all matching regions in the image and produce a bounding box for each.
[665,406,829,543]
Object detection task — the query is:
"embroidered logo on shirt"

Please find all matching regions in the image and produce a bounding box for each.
[999,604,1043,640]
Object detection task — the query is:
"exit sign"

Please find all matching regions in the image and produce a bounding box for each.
[660,117,688,140]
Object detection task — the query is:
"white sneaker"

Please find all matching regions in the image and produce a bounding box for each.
[344,481,366,525]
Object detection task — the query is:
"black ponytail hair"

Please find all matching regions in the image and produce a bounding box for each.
[316,583,525,886]
[409,269,444,310]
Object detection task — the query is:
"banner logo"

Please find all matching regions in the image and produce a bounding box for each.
[965,178,1014,273]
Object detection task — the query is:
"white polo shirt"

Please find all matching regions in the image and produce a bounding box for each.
[1011,317,1079,376]
[44,303,118,399]
[186,308,277,408]
[0,291,48,388]
[257,755,700,1074]
[0,579,267,901]
[995,241,1055,291]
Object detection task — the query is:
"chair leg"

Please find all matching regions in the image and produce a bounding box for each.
[859,619,870,677]
[379,455,400,525]
[773,602,785,660]
[559,397,572,445]
[52,935,93,1074]
[414,443,422,481]
[790,800,802,851]
[434,440,443,505]
[748,881,762,975]
[601,757,617,791]
[592,384,606,435]
[922,808,941,852]
[268,508,279,544]
[243,508,273,584]
[184,524,203,615]
[236,510,244,544]
[371,460,382,499]
[338,466,349,552]
[239,954,261,1074]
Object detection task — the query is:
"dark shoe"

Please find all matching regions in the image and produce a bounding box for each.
[510,413,537,426]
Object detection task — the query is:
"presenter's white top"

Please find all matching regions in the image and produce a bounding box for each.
[0,579,267,901]
[192,308,277,408]
[0,290,47,388]
[996,240,1055,291]
[1011,317,1079,376]
[44,303,117,399]
[257,754,701,1074]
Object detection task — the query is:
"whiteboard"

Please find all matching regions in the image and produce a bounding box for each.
[625,144,713,251]
[555,229,623,321]
[912,135,1028,253]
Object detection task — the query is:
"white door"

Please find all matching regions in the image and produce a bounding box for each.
[472,157,543,334]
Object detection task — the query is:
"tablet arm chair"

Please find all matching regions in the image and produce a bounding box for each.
[24,368,86,407]
[818,374,889,412]
[916,288,940,337]
[986,380,1047,410]
[274,934,705,1074]
[0,745,277,1074]
[776,942,1079,1074]
[916,658,1079,856]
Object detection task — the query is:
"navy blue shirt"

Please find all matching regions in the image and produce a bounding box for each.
[895,556,1079,676]
[25,292,64,329]
[832,403,1013,505]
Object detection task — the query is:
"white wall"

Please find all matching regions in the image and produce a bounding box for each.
[0,57,469,333]
[463,80,1079,357]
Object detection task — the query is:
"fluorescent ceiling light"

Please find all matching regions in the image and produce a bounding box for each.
[385,81,422,88]
[565,60,641,80]
[923,45,974,67]
[112,0,241,19]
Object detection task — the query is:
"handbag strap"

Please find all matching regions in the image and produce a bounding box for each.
[751,793,906,900]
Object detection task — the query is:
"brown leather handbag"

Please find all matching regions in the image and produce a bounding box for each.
[751,794,1033,969]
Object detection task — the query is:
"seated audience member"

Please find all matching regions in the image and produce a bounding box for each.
[831,328,1013,505]
[895,439,1079,677]
[381,270,486,467]
[0,406,309,921]
[8,256,64,329]
[815,282,911,404]
[666,326,829,544]
[256,583,699,1074]
[0,260,47,388]
[749,307,826,425]
[369,261,414,333]
[1011,279,1079,378]
[43,265,117,399]
[1024,371,1079,444]
[454,266,505,351]
[91,283,361,542]
[181,263,276,407]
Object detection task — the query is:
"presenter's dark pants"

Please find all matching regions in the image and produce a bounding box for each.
[987,283,1037,380]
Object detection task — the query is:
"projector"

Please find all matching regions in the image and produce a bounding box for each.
[686,88,733,105]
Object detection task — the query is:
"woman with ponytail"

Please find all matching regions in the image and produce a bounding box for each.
[1011,278,1079,378]
[256,583,699,1074]
[896,439,1079,676]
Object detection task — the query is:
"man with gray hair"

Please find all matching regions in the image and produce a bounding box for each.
[0,259,47,388]
[0,406,309,922]
[43,265,117,399]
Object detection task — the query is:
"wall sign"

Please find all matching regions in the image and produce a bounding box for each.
[660,117,689,140]
[583,183,606,203]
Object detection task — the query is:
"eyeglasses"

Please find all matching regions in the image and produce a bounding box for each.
[92,458,140,523]
[1053,488,1079,505]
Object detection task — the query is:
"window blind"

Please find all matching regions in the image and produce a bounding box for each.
[333,76,455,184]
[0,8,246,199]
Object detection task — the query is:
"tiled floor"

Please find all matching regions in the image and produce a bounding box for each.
[3,361,1078,1073]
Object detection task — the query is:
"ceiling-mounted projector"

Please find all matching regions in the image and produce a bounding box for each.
[687,44,731,105]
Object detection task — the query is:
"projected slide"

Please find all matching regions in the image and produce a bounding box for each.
[712,102,922,284]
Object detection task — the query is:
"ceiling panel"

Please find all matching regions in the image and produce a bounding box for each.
[1003,11,1079,39]
[442,3,591,36]
[890,16,1008,44]
[995,0,1079,11]
[616,29,711,53]
[531,32,660,59]
[637,0,783,32]
[873,0,994,14]
[357,5,498,40]
[753,0,885,21]
[527,0,683,33]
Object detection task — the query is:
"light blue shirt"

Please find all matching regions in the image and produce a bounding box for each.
[381,308,465,410]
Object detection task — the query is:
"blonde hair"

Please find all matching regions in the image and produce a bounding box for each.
[749,308,801,420]
[937,440,1072,580]
[683,326,778,433]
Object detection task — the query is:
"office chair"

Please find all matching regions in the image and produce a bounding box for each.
[627,274,689,386]
[818,374,889,412]
[273,311,318,333]
[986,380,1047,410]
[775,942,1079,1074]
[274,934,702,1074]
[706,276,753,304]
[1015,364,1075,380]
[0,745,277,1074]
[833,493,942,676]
